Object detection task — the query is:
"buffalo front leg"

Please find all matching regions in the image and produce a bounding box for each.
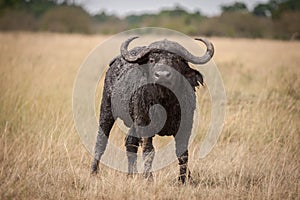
[91,91,115,175]
[91,120,114,174]
[91,130,109,174]
[142,137,155,179]
[125,126,141,176]
[175,135,191,184]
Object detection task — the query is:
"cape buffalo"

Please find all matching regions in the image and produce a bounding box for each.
[91,36,214,184]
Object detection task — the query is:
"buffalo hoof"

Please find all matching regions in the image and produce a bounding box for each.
[90,159,99,175]
[143,172,154,182]
[177,174,195,186]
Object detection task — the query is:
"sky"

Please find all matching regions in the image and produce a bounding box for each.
[75,0,269,17]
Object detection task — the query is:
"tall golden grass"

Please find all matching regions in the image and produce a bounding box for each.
[0,32,299,199]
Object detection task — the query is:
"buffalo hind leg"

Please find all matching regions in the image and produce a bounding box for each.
[125,128,141,176]
[142,137,155,180]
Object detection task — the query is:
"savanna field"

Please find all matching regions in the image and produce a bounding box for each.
[0,32,299,199]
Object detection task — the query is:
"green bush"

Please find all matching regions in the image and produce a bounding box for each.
[273,11,300,39]
[39,6,91,34]
[199,12,273,38]
[0,9,37,31]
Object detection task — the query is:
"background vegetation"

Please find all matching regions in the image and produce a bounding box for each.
[0,0,300,39]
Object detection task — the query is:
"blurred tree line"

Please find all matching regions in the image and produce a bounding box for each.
[0,0,299,39]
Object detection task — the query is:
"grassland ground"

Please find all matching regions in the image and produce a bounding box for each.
[0,32,299,199]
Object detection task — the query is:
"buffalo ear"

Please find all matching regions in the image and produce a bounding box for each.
[184,68,204,88]
[195,70,204,86]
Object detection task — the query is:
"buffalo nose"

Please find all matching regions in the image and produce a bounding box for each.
[154,71,171,79]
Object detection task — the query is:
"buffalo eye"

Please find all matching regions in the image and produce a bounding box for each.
[149,58,155,64]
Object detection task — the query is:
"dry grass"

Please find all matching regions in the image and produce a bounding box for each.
[0,32,299,199]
